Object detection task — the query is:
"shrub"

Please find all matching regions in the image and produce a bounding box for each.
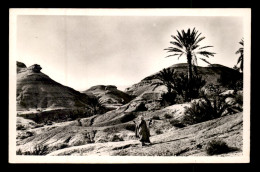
[125,124,136,131]
[16,124,25,130]
[161,92,177,106]
[16,149,23,155]
[206,139,230,155]
[155,129,163,135]
[58,143,68,149]
[31,144,49,155]
[182,94,230,125]
[218,72,243,91]
[152,115,160,120]
[170,119,185,128]
[111,135,124,142]
[232,93,243,106]
[17,145,49,155]
[164,113,172,119]
[225,93,243,114]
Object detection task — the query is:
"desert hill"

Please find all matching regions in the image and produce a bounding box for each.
[125,63,242,96]
[82,85,134,110]
[16,61,105,122]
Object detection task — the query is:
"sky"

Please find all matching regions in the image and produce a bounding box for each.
[16,15,243,91]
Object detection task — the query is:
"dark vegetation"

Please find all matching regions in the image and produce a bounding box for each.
[16,144,49,155]
[164,113,172,119]
[218,72,243,91]
[152,115,160,120]
[154,68,206,106]
[182,85,230,125]
[170,119,186,128]
[155,129,163,135]
[206,139,238,155]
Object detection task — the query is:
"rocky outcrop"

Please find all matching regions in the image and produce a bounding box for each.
[27,64,42,73]
[83,85,134,110]
[17,61,27,73]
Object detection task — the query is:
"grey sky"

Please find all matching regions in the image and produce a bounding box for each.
[17,15,243,91]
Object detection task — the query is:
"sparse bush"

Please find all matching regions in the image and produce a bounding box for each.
[111,135,124,142]
[218,72,243,91]
[31,144,49,155]
[155,129,163,135]
[206,139,230,155]
[16,124,25,130]
[226,93,243,114]
[59,143,68,149]
[16,149,23,155]
[232,93,243,107]
[152,115,160,120]
[161,92,177,106]
[182,93,230,125]
[125,124,136,131]
[164,113,172,119]
[17,145,49,155]
[170,119,185,128]
[84,132,96,143]
[103,127,118,134]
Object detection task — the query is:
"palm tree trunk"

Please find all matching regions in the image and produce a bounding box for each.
[187,53,193,81]
[240,56,243,72]
[187,53,193,101]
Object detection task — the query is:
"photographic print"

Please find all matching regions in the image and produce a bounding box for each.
[9,8,251,163]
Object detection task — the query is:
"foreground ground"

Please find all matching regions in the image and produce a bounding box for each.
[46,112,242,156]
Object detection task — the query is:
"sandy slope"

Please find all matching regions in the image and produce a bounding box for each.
[48,112,242,156]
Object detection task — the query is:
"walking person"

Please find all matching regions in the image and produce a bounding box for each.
[134,117,151,146]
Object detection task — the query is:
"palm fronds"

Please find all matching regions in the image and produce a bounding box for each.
[235,38,244,72]
[197,51,216,58]
[164,27,215,79]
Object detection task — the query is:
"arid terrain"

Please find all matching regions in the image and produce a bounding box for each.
[16,61,243,156]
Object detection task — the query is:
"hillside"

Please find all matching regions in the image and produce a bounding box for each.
[16,61,105,122]
[82,85,134,110]
[125,63,242,96]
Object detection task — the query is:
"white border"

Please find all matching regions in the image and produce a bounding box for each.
[9,8,251,164]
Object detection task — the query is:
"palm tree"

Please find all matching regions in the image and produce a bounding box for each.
[152,68,176,93]
[235,38,244,72]
[164,28,215,82]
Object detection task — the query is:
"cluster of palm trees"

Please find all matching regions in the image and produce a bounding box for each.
[164,27,243,78]
[160,27,243,101]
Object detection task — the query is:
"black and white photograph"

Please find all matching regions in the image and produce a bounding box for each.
[9,8,251,163]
